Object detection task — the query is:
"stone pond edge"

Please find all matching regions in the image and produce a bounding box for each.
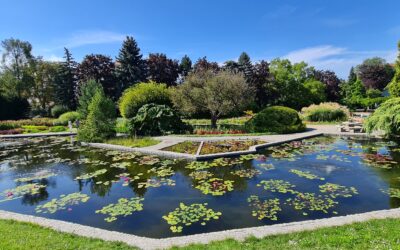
[1,208,400,249]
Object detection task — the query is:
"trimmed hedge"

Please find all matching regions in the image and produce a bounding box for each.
[245,106,305,134]
[51,105,69,118]
[118,82,171,119]
[54,111,81,126]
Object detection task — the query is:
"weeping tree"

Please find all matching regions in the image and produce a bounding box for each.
[171,70,254,128]
[364,98,400,137]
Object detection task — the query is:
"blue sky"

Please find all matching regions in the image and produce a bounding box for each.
[1,0,400,78]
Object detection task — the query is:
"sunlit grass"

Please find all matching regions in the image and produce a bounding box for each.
[104,137,160,148]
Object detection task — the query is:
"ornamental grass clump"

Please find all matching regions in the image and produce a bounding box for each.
[301,102,349,122]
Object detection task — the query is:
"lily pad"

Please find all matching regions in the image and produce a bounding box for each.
[319,183,358,198]
[257,179,296,194]
[194,178,234,196]
[247,195,281,220]
[96,197,144,222]
[289,169,325,180]
[35,192,90,214]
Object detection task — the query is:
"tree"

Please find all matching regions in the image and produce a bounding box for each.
[31,59,59,113]
[77,79,103,118]
[348,67,357,84]
[171,70,254,128]
[192,57,220,73]
[313,70,341,101]
[54,48,78,110]
[389,42,400,97]
[356,57,394,90]
[304,80,327,104]
[147,53,180,86]
[223,60,240,73]
[77,89,116,142]
[252,60,273,108]
[364,98,400,137]
[115,36,147,94]
[269,59,313,109]
[77,54,117,99]
[0,38,35,98]
[238,52,254,82]
[179,55,192,80]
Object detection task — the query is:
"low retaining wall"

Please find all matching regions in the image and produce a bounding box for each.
[0,132,76,139]
[1,208,400,249]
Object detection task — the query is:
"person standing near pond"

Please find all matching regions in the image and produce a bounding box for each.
[68,121,73,132]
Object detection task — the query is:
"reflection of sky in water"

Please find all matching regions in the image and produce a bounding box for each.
[0,136,399,238]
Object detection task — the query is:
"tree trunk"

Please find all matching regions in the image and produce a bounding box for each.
[211,115,218,129]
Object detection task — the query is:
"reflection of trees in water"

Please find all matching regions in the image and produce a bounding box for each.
[21,188,49,205]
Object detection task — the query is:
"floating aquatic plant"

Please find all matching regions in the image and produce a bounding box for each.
[96,197,144,222]
[14,172,57,183]
[232,169,261,178]
[115,173,143,186]
[362,153,397,169]
[189,171,213,180]
[35,192,90,214]
[162,203,221,233]
[137,178,176,188]
[195,178,234,196]
[0,183,46,202]
[139,155,160,165]
[319,183,358,198]
[75,169,107,180]
[239,154,261,161]
[285,192,337,215]
[257,163,275,171]
[381,188,400,198]
[247,195,281,221]
[186,161,211,170]
[148,166,174,177]
[289,169,325,180]
[110,162,131,169]
[257,179,296,194]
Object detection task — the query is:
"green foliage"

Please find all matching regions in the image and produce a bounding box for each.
[303,80,327,104]
[319,183,358,198]
[115,118,130,133]
[118,82,171,119]
[96,197,144,222]
[257,179,296,194]
[50,105,69,118]
[389,42,400,97]
[77,90,116,142]
[77,79,103,118]
[301,102,349,122]
[355,57,394,90]
[75,169,107,180]
[35,192,90,214]
[285,192,338,215]
[105,137,160,148]
[289,169,325,180]
[1,183,46,202]
[130,103,191,136]
[245,106,305,134]
[364,98,400,137]
[163,203,222,233]
[171,70,254,128]
[54,111,81,126]
[194,178,234,196]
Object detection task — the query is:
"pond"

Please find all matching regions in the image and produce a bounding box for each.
[0,136,399,238]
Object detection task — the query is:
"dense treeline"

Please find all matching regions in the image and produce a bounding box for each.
[0,36,397,120]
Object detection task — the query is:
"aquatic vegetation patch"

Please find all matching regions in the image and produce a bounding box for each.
[257,163,275,171]
[137,178,176,188]
[139,155,160,165]
[35,192,90,214]
[189,171,213,180]
[239,154,261,161]
[200,140,265,155]
[257,179,296,194]
[195,178,234,196]
[186,161,211,170]
[148,166,174,177]
[247,195,281,220]
[362,153,397,169]
[115,173,144,186]
[96,197,144,222]
[75,169,107,180]
[289,169,325,180]
[381,188,400,198]
[232,169,261,178]
[0,183,46,202]
[285,192,338,215]
[162,203,221,233]
[14,172,57,183]
[110,162,131,169]
[319,183,358,198]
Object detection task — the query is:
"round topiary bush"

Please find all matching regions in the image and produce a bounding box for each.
[301,102,349,122]
[119,82,171,119]
[245,106,305,134]
[54,111,81,126]
[51,105,69,118]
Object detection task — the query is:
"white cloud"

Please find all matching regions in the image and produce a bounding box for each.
[44,54,63,62]
[64,30,127,48]
[282,45,396,78]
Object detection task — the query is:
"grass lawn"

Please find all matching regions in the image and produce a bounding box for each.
[104,137,160,148]
[1,218,400,249]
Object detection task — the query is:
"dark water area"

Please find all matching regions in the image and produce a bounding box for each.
[0,136,399,238]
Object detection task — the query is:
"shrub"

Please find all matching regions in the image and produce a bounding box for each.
[119,82,171,119]
[77,90,116,142]
[364,98,400,137]
[77,80,103,118]
[21,125,48,133]
[49,126,67,132]
[0,118,55,128]
[245,106,305,134]
[115,118,130,133]
[0,128,24,135]
[54,111,81,126]
[130,103,191,136]
[51,105,69,118]
[301,102,349,122]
